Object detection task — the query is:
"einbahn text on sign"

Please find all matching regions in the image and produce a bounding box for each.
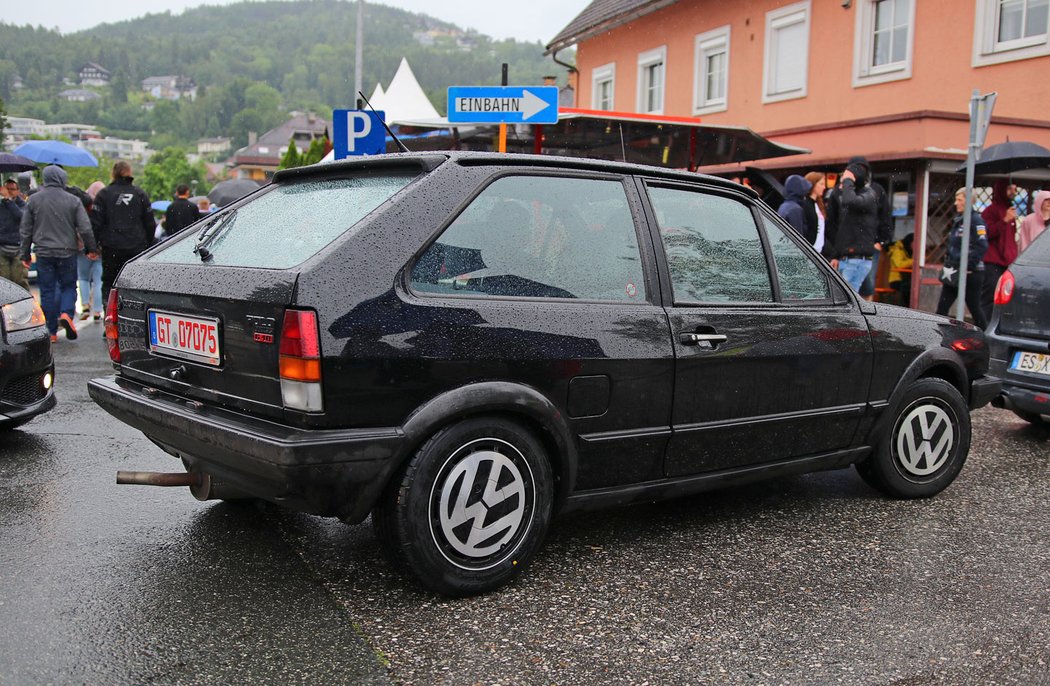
[447,86,559,124]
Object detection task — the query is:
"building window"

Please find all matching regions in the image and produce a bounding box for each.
[694,26,730,114]
[592,63,616,111]
[637,46,666,114]
[763,2,810,103]
[853,0,915,87]
[974,0,1050,66]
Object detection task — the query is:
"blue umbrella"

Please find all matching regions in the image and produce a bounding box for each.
[151,200,171,212]
[14,140,98,167]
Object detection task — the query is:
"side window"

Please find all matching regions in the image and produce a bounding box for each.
[647,186,772,304]
[410,175,647,302]
[761,214,832,301]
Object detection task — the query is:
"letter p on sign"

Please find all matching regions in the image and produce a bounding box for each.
[333,109,387,159]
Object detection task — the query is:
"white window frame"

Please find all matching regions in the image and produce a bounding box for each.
[636,46,667,114]
[762,1,811,104]
[852,0,915,87]
[693,26,731,114]
[591,62,616,111]
[973,0,1050,66]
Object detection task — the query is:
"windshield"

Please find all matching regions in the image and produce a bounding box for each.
[149,173,416,269]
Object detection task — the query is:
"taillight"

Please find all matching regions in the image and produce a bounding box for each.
[105,289,120,363]
[279,308,323,412]
[994,270,1015,306]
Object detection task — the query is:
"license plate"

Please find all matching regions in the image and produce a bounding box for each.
[1010,350,1050,378]
[148,310,221,366]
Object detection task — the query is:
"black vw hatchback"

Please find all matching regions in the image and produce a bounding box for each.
[90,153,999,596]
[1,277,55,430]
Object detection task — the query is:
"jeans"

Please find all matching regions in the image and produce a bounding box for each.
[858,250,880,298]
[77,253,103,313]
[36,255,78,335]
[837,257,873,293]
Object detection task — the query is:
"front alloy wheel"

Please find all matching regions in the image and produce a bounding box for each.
[856,377,971,499]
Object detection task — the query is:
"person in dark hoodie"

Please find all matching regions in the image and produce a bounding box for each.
[0,177,28,290]
[824,161,881,292]
[777,175,811,237]
[19,165,98,341]
[91,160,155,302]
[979,179,1018,322]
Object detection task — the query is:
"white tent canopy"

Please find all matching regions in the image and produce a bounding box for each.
[367,82,386,110]
[378,57,440,122]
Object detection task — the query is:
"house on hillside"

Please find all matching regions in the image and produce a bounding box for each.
[43,123,100,142]
[78,62,111,86]
[58,89,101,103]
[78,135,151,163]
[546,0,1050,310]
[229,112,330,181]
[197,137,231,157]
[141,75,198,101]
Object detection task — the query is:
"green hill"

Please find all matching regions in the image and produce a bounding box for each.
[0,0,568,148]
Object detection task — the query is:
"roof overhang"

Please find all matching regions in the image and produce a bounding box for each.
[544,0,679,54]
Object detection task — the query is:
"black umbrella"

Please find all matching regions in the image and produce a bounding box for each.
[956,140,1050,175]
[744,166,786,207]
[0,152,39,173]
[207,179,262,207]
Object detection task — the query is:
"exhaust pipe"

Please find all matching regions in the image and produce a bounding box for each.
[117,470,203,487]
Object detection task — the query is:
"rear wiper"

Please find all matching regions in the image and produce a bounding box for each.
[193,209,237,262]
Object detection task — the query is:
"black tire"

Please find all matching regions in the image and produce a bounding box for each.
[856,378,971,499]
[373,417,554,597]
[1013,410,1046,425]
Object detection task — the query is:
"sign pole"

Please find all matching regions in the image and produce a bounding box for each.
[957,89,997,322]
[499,63,508,153]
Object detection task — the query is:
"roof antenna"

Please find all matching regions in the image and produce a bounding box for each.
[358,90,410,153]
[618,123,627,163]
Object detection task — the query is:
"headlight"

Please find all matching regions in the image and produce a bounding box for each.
[2,298,46,333]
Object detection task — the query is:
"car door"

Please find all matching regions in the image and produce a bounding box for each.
[406,171,675,491]
[639,180,872,477]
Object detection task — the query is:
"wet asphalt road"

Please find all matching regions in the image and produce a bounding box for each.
[1,321,1049,685]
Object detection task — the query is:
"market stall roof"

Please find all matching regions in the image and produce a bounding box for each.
[389,107,808,168]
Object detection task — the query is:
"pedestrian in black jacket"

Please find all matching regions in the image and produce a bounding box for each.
[825,162,881,293]
[163,184,202,237]
[91,160,155,301]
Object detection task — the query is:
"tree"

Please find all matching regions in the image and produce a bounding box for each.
[278,139,301,170]
[140,147,208,201]
[301,137,325,166]
[0,97,6,149]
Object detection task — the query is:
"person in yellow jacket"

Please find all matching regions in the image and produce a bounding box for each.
[887,232,914,306]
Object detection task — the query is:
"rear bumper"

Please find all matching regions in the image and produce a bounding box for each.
[88,375,404,522]
[969,376,1002,410]
[991,382,1050,418]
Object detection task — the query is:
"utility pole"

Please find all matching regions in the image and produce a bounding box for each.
[354,0,364,109]
[957,89,996,322]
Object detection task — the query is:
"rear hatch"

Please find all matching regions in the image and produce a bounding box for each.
[114,171,419,421]
[998,235,1050,340]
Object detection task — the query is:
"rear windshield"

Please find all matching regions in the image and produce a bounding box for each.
[1020,226,1050,263]
[148,174,415,269]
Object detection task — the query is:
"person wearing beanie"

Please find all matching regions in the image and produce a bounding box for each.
[847,157,893,301]
[824,161,881,292]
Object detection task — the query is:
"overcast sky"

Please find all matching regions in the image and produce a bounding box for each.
[21,0,589,44]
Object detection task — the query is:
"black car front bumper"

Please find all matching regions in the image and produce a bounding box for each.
[1,327,56,426]
[88,375,405,523]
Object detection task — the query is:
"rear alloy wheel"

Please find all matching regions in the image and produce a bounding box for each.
[857,378,971,499]
[374,417,553,596]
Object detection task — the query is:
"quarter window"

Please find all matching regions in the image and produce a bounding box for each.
[761,214,831,302]
[637,47,666,114]
[763,2,810,103]
[694,26,730,114]
[411,176,647,303]
[647,186,772,304]
[592,63,615,111]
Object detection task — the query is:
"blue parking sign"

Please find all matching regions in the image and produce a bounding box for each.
[333,109,387,158]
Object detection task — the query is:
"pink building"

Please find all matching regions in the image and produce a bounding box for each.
[547,0,1050,306]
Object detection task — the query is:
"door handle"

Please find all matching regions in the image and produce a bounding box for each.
[679,333,727,346]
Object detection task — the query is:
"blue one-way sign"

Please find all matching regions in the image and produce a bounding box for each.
[447,86,559,124]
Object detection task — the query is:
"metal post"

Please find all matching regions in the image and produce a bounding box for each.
[957,90,997,322]
[354,0,363,109]
[499,63,508,153]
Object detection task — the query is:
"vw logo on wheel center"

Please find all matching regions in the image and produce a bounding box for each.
[437,443,528,561]
[897,404,955,476]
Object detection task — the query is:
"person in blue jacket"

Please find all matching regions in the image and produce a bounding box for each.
[777,174,811,237]
[936,187,989,329]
